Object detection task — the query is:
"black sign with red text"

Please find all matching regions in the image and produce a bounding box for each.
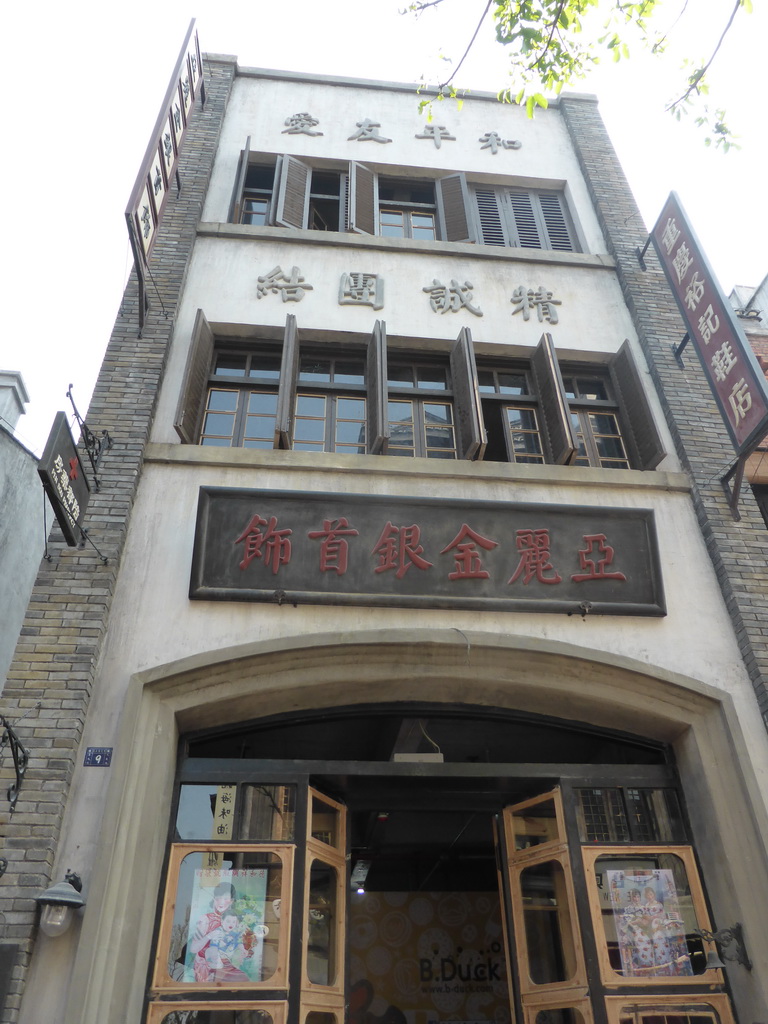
[125,20,204,264]
[651,192,768,454]
[38,412,91,546]
[190,488,665,616]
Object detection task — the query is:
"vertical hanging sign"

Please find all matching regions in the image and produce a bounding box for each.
[650,192,768,455]
[125,20,204,267]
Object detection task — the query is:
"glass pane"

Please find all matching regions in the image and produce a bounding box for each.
[387,365,415,388]
[576,789,630,843]
[616,1004,721,1024]
[208,390,238,411]
[243,198,269,225]
[244,390,278,447]
[520,860,577,984]
[477,369,496,393]
[249,355,281,380]
[575,377,608,400]
[176,785,237,841]
[498,371,528,395]
[306,860,339,986]
[201,437,232,447]
[214,356,247,377]
[334,360,365,385]
[158,1011,276,1024]
[380,210,405,237]
[388,401,415,455]
[423,402,452,426]
[305,1013,338,1024]
[624,790,686,843]
[239,786,296,841]
[337,397,366,420]
[248,392,278,415]
[506,406,543,463]
[511,796,560,851]
[203,413,236,439]
[299,358,332,383]
[411,213,436,240]
[296,395,327,418]
[416,366,448,390]
[593,854,706,977]
[530,1011,587,1024]
[310,793,342,848]
[167,851,284,984]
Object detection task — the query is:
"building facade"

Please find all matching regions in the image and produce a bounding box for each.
[3,51,768,1024]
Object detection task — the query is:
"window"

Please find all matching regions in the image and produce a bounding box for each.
[176,315,664,471]
[378,178,437,240]
[478,366,545,465]
[563,374,630,469]
[472,186,577,251]
[228,143,575,250]
[386,360,456,458]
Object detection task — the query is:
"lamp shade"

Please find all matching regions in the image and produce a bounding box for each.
[36,879,86,938]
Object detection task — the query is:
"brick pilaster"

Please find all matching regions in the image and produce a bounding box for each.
[560,96,768,723]
[0,56,236,1024]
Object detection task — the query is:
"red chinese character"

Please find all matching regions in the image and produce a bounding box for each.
[441,524,499,580]
[235,514,292,574]
[308,517,360,574]
[68,457,79,480]
[571,534,627,582]
[508,529,562,585]
[372,522,432,579]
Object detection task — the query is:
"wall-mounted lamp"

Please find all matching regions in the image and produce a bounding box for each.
[694,923,752,970]
[35,870,86,938]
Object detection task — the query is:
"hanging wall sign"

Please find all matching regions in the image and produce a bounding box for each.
[650,192,768,455]
[190,487,665,616]
[38,412,91,546]
[125,20,204,265]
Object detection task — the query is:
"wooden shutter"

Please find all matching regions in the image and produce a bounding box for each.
[174,308,215,443]
[473,187,507,246]
[507,190,543,248]
[228,136,251,223]
[274,155,311,229]
[538,192,575,252]
[436,173,476,242]
[348,162,378,235]
[367,320,389,453]
[275,314,300,448]
[610,340,667,470]
[450,328,486,460]
[531,333,577,465]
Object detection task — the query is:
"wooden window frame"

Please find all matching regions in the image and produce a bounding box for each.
[581,845,723,989]
[146,1000,289,1024]
[604,992,736,1024]
[151,842,295,995]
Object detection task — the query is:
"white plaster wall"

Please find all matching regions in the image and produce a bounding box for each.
[52,454,768,917]
[202,74,605,254]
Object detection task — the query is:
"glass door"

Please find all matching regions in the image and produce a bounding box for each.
[497,789,592,1024]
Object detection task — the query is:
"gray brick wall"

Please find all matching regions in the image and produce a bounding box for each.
[560,96,768,724]
[0,56,235,1024]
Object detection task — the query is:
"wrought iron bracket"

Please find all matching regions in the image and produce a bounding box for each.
[695,922,752,970]
[66,385,113,491]
[1,718,30,812]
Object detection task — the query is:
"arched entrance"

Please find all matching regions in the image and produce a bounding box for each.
[145,703,735,1024]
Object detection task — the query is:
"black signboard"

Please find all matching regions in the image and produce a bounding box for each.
[38,412,91,546]
[650,192,768,454]
[190,488,665,616]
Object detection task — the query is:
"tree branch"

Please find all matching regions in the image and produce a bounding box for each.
[436,0,494,91]
[665,0,742,111]
[529,0,570,72]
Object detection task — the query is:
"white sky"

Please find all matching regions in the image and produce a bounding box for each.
[4,0,766,455]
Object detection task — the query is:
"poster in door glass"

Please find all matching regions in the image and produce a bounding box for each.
[185,868,268,983]
[607,870,692,977]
